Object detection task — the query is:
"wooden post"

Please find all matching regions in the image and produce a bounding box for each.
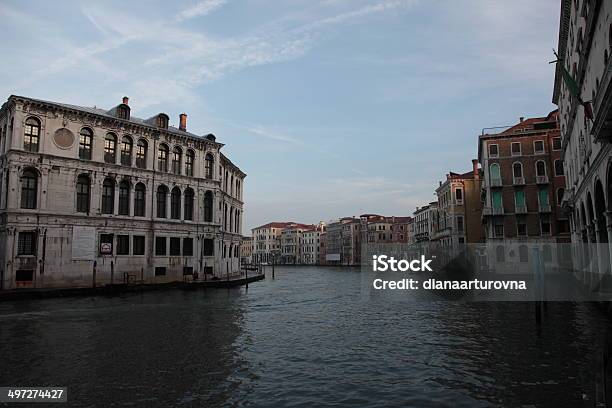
[92,260,97,288]
[110,260,114,285]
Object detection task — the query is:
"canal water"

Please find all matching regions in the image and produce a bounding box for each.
[0,266,611,407]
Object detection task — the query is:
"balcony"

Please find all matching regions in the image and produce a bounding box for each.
[490,178,502,187]
[515,204,527,214]
[536,175,549,184]
[483,206,504,216]
[513,177,525,185]
[539,204,551,213]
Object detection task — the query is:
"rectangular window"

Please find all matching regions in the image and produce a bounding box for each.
[494,223,504,237]
[515,190,525,207]
[534,140,545,154]
[155,236,166,256]
[492,191,503,210]
[511,142,521,155]
[538,188,549,207]
[155,267,166,276]
[100,233,113,255]
[133,235,145,255]
[517,219,527,236]
[541,217,551,235]
[170,237,181,256]
[183,266,193,276]
[552,137,561,150]
[183,238,193,256]
[455,188,463,202]
[203,238,214,256]
[17,231,37,255]
[117,235,130,255]
[489,144,498,157]
[456,216,464,232]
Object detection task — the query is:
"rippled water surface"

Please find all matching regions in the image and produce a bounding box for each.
[0,266,611,407]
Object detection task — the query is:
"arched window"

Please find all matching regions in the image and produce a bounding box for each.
[512,162,523,178]
[536,160,546,177]
[20,168,38,209]
[104,133,117,164]
[76,174,90,213]
[557,188,565,205]
[236,179,240,199]
[101,178,115,214]
[158,144,169,172]
[204,191,213,222]
[24,117,40,152]
[489,163,501,181]
[496,245,505,262]
[235,210,240,233]
[79,128,93,160]
[205,153,214,179]
[121,136,133,166]
[185,150,195,177]
[519,245,529,263]
[136,139,147,169]
[118,180,130,215]
[184,188,194,221]
[172,147,182,175]
[157,185,168,218]
[554,159,564,176]
[170,187,181,219]
[134,183,146,217]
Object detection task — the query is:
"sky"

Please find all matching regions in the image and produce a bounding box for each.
[0,0,561,233]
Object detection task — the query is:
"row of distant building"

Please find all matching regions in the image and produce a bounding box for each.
[241,109,566,266]
[242,0,612,267]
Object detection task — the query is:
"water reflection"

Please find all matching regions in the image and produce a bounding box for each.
[0,266,610,407]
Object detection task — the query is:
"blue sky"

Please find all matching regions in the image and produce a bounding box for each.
[0,0,560,233]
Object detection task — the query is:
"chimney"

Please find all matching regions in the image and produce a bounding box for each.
[519,116,524,123]
[472,159,479,180]
[122,96,129,105]
[179,113,187,131]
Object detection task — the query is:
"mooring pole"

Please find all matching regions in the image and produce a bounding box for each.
[92,260,97,288]
[110,260,114,286]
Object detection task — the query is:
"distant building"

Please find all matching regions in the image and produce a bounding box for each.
[302,222,325,265]
[252,222,294,264]
[318,231,327,265]
[391,216,413,244]
[240,236,253,265]
[325,219,345,265]
[478,111,569,243]
[432,159,484,246]
[413,202,439,242]
[365,214,393,244]
[280,224,313,264]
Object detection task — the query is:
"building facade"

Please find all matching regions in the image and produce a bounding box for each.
[553,0,612,264]
[432,160,484,246]
[0,95,245,289]
[413,203,439,242]
[478,112,569,243]
[302,222,325,265]
[252,221,300,264]
[240,236,253,265]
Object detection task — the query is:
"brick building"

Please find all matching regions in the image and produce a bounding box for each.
[478,111,570,243]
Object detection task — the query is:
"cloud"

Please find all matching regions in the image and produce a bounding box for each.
[175,0,228,22]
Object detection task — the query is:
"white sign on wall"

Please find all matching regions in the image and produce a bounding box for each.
[72,226,96,260]
[326,253,341,261]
